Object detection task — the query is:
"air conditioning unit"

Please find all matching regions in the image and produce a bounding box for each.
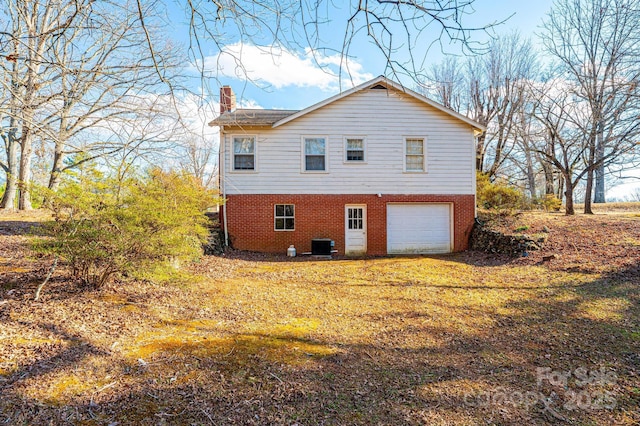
[311,238,333,256]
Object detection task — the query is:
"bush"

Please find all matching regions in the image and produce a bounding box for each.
[476,172,524,213]
[35,168,220,288]
[539,194,562,212]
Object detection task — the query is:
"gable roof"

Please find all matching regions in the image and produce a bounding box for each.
[210,76,485,132]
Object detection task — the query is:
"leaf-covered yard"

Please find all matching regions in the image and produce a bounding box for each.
[1,209,639,425]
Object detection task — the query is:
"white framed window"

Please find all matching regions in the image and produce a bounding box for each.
[302,136,327,172]
[232,135,256,171]
[404,137,426,172]
[344,137,366,163]
[274,204,295,231]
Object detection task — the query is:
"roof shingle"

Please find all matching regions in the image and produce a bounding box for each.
[209,109,299,127]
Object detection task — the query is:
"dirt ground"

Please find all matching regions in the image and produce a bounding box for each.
[0,206,639,425]
[482,205,640,274]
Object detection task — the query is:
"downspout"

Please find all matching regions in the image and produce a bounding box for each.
[221,128,229,247]
[473,127,479,219]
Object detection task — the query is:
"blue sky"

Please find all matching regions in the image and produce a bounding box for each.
[169,0,554,110]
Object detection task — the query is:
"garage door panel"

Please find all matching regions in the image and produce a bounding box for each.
[387,204,452,254]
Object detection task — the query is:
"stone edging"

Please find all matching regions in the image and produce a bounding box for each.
[469,219,546,256]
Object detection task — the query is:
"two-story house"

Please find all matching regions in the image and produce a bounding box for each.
[209,76,484,256]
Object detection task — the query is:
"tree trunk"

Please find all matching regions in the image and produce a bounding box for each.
[543,162,555,195]
[541,139,556,195]
[18,129,33,211]
[524,144,536,199]
[475,132,486,171]
[17,8,44,212]
[1,51,21,210]
[0,164,19,211]
[488,130,505,179]
[1,128,19,210]
[48,145,65,192]
[584,169,594,215]
[594,163,606,203]
[564,177,575,215]
[557,174,564,203]
[583,136,596,214]
[594,125,606,203]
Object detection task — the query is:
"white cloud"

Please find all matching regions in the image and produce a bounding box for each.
[203,43,374,91]
[238,99,263,109]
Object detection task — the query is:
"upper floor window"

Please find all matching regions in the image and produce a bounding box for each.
[345,138,365,162]
[233,136,255,170]
[405,137,425,172]
[304,137,326,171]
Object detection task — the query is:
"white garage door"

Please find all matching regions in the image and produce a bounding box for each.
[387,203,452,254]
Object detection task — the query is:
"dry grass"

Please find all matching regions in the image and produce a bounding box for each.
[575,201,640,213]
[0,209,639,425]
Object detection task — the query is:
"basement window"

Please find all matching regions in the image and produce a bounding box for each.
[274,204,295,231]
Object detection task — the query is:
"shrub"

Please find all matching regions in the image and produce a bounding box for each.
[35,168,220,288]
[540,194,562,212]
[476,172,524,213]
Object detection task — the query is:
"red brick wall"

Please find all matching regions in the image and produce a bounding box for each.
[221,194,475,255]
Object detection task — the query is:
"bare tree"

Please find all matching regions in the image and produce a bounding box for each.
[541,0,640,212]
[425,32,537,178]
[177,135,219,189]
[1,0,94,209]
[0,40,21,209]
[41,0,180,192]
[427,57,464,111]
[0,0,183,210]
[510,104,540,199]
[0,0,96,209]
[178,0,505,88]
[528,78,588,215]
[468,33,537,177]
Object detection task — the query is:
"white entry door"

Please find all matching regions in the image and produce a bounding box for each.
[345,205,367,255]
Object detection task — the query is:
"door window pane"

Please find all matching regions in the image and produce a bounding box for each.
[348,208,363,229]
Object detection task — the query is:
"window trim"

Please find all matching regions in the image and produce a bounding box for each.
[274,204,295,231]
[231,135,257,173]
[343,136,367,164]
[301,135,329,173]
[403,136,427,173]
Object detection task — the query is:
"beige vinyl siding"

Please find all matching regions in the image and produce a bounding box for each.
[223,87,475,195]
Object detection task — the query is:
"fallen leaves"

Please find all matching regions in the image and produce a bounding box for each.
[0,208,638,425]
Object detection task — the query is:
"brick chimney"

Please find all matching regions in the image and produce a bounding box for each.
[220,85,236,113]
